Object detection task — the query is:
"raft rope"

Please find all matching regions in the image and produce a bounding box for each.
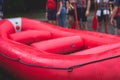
[1,52,120,72]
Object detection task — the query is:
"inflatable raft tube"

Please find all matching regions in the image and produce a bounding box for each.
[0,17,120,80]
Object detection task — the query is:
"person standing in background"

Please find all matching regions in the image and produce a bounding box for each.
[94,0,110,33]
[111,0,120,35]
[46,0,57,25]
[0,0,3,20]
[57,0,69,27]
[76,0,91,30]
[66,0,75,28]
[109,0,117,35]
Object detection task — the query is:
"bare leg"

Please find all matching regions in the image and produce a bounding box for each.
[113,19,117,35]
[76,22,80,29]
[82,22,88,30]
[48,20,56,25]
[48,20,52,24]
[98,21,102,32]
[52,21,57,25]
[66,15,69,28]
[69,16,74,28]
[117,29,120,35]
[114,28,118,35]
[104,21,108,33]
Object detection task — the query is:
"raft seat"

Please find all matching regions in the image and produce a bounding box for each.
[31,36,84,54]
[9,30,52,44]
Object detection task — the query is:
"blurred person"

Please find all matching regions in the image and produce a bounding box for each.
[66,0,75,28]
[109,0,117,35]
[76,0,91,30]
[111,0,120,35]
[0,0,3,20]
[94,0,110,33]
[46,0,57,25]
[57,0,69,27]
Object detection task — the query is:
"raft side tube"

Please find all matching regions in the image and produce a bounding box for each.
[31,36,84,54]
[9,30,52,44]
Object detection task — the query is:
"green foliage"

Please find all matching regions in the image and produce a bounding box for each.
[4,0,47,15]
[4,0,27,14]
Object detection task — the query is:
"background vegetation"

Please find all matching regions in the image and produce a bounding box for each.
[4,0,94,18]
[4,0,47,18]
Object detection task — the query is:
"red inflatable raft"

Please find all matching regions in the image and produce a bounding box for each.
[0,17,120,80]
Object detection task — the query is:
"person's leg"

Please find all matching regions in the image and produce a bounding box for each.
[47,9,54,24]
[114,28,118,35]
[104,15,109,33]
[97,10,105,32]
[98,21,102,32]
[48,20,52,24]
[116,17,120,35]
[69,15,74,28]
[82,22,88,30]
[68,9,75,28]
[81,8,88,30]
[0,5,3,20]
[61,7,66,27]
[114,22,118,35]
[51,9,57,25]
[66,15,73,28]
[113,18,117,35]
[104,22,108,33]
[0,12,3,20]
[66,14,69,28]
[58,7,66,27]
[97,15,103,32]
[52,21,57,25]
[76,8,81,29]
[58,13,62,26]
[117,29,120,35]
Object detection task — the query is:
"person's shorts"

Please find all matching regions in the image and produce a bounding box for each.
[68,9,74,16]
[116,16,120,29]
[68,9,75,20]
[97,10,109,22]
[76,8,87,22]
[47,9,56,20]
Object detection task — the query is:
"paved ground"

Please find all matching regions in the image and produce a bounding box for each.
[87,12,115,34]
[40,12,115,35]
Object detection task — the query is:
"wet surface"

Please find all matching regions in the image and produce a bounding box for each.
[87,13,115,34]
